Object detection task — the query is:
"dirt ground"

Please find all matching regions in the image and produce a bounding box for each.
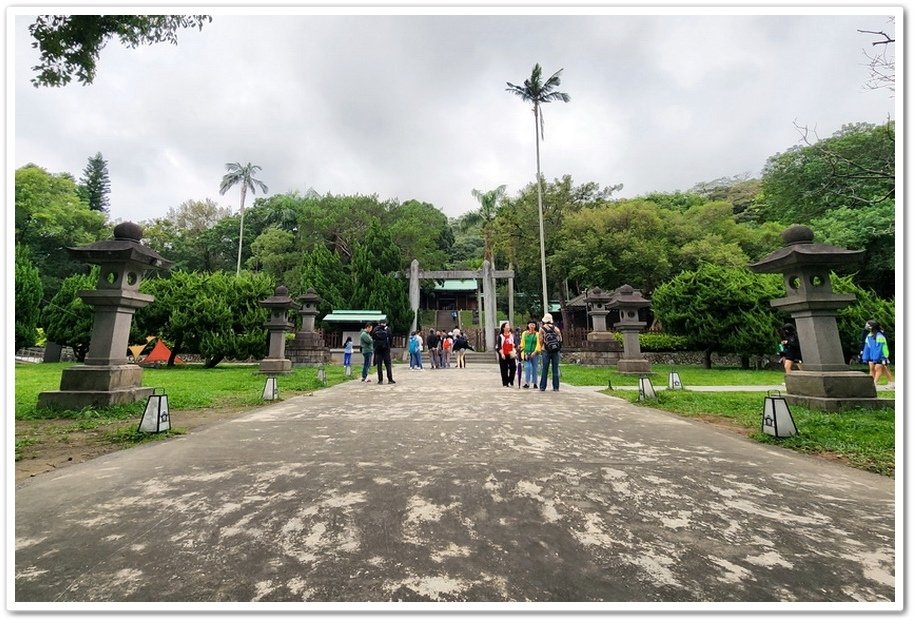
[14,406,250,483]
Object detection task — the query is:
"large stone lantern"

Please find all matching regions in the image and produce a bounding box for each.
[748,225,890,410]
[288,288,330,364]
[259,285,296,375]
[38,222,171,409]
[610,285,651,374]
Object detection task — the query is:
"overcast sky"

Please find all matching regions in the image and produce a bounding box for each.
[12,7,898,226]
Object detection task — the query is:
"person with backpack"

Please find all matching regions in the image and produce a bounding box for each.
[442,333,453,368]
[453,331,471,368]
[495,322,518,387]
[407,331,423,370]
[372,319,396,384]
[861,319,894,388]
[359,323,374,383]
[539,313,562,391]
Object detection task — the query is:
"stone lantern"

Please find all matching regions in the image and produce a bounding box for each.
[288,288,330,364]
[586,287,613,335]
[259,285,296,375]
[38,222,172,409]
[580,287,623,366]
[609,284,651,374]
[748,225,890,410]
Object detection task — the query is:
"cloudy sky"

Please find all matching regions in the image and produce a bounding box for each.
[12,6,898,226]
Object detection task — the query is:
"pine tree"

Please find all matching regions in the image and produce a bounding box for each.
[79,152,111,213]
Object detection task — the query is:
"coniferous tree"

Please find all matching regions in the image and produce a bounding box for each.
[79,152,111,213]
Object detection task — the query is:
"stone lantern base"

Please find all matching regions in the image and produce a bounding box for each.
[38,364,154,409]
[288,332,330,365]
[617,359,652,374]
[784,371,895,412]
[260,358,293,375]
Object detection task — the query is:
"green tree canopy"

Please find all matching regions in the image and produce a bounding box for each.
[15,164,109,297]
[28,15,211,87]
[138,270,274,367]
[651,263,785,368]
[759,122,894,224]
[15,244,44,350]
[42,267,99,362]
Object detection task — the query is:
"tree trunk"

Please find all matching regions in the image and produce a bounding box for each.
[704,347,713,369]
[204,354,224,369]
[534,106,549,317]
[740,355,750,369]
[236,186,248,275]
[167,337,183,367]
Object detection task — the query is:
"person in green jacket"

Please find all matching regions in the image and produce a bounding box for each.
[359,323,374,383]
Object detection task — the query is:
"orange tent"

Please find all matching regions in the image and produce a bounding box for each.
[141,339,184,365]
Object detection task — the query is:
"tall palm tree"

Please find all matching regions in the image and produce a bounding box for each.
[468,184,507,263]
[219,162,269,275]
[506,64,570,316]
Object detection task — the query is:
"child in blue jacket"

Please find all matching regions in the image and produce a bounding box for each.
[861,320,894,387]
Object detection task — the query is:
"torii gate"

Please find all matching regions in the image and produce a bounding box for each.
[408,259,514,351]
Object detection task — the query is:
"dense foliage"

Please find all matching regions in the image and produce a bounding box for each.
[14,115,895,361]
[15,164,109,297]
[15,244,44,350]
[651,264,786,367]
[137,271,274,368]
[42,268,99,361]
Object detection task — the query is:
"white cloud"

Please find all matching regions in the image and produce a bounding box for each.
[11,10,897,224]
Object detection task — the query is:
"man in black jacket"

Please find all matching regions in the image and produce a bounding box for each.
[426,328,441,369]
[373,319,396,384]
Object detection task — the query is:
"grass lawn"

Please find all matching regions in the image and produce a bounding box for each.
[560,363,896,477]
[15,362,348,421]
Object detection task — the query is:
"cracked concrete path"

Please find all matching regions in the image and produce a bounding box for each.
[13,364,895,604]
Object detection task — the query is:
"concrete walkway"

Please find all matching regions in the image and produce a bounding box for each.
[13,364,896,606]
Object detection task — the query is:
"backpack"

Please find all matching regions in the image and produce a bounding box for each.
[373,325,390,349]
[542,326,561,353]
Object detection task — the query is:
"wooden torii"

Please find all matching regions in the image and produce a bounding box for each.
[407,259,514,351]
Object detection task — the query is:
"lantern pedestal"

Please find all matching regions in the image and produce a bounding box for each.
[783,371,894,412]
[38,365,154,409]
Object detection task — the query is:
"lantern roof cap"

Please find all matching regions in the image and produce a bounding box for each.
[609,284,650,307]
[748,225,864,274]
[260,285,296,307]
[66,222,172,269]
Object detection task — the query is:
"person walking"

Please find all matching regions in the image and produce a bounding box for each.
[408,331,423,370]
[453,331,471,368]
[343,336,353,377]
[539,314,562,391]
[861,319,894,388]
[442,332,453,368]
[373,319,396,384]
[777,323,802,374]
[359,323,374,383]
[436,330,447,369]
[426,329,440,369]
[496,322,518,388]
[520,320,540,388]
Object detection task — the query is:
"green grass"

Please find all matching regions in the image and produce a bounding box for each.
[559,363,789,387]
[15,362,349,421]
[559,363,895,477]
